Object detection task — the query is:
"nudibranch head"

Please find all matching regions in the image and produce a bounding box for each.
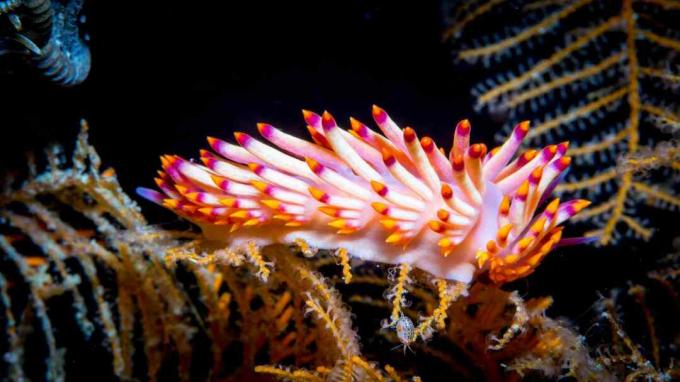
[138,106,592,284]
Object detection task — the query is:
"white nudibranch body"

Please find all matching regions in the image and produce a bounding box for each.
[138,106,591,284]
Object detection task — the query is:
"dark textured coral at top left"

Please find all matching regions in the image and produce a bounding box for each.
[0,0,90,85]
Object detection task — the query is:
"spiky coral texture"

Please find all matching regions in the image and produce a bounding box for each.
[138,106,591,284]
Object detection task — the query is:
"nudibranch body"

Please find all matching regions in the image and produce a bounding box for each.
[138,106,591,284]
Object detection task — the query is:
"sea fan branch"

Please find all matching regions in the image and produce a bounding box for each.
[476,15,622,106]
[640,66,680,84]
[567,129,630,157]
[529,86,628,139]
[254,365,325,382]
[556,168,617,192]
[505,52,625,109]
[632,182,680,209]
[443,0,506,40]
[458,0,594,60]
[447,0,680,243]
[639,29,680,52]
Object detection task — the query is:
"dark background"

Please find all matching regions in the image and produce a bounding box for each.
[0,0,675,334]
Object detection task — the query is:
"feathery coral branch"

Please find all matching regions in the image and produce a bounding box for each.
[446,0,680,244]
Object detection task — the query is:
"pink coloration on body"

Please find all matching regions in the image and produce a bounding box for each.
[138,106,591,284]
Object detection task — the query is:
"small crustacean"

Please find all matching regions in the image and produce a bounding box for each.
[138,106,593,284]
[395,315,415,349]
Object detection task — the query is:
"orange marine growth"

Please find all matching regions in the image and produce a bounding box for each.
[138,106,593,284]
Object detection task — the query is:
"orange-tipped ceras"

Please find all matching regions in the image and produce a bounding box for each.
[138,106,593,284]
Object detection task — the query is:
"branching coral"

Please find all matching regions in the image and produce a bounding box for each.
[444,0,680,244]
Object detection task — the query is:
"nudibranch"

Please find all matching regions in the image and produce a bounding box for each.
[137,106,592,284]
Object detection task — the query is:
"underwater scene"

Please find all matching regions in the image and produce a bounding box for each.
[0,1,678,381]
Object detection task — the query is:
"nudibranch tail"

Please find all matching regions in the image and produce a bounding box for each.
[138,106,591,284]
